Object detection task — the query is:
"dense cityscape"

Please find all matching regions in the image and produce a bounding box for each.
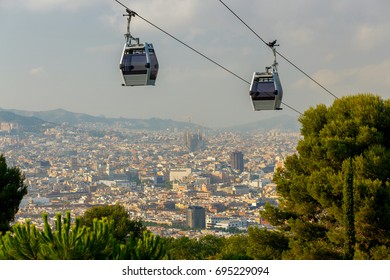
[0,120,300,239]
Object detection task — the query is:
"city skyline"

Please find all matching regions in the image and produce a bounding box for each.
[1,120,300,239]
[1,0,390,128]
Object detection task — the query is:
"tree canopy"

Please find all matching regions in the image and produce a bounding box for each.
[264,93,390,259]
[79,204,146,241]
[0,212,166,260]
[0,155,28,232]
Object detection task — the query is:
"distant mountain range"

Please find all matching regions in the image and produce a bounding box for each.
[225,114,301,132]
[0,108,206,132]
[0,108,301,132]
[0,110,55,132]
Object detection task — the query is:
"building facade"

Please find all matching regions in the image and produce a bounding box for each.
[231,151,244,173]
[186,206,206,229]
[169,168,192,182]
[183,130,205,152]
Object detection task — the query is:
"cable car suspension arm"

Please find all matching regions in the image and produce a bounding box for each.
[124,9,139,44]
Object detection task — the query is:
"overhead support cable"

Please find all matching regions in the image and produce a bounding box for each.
[114,0,303,115]
[219,0,339,100]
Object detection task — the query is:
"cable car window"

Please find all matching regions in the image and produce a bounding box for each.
[122,54,148,75]
[149,51,158,80]
[250,81,276,100]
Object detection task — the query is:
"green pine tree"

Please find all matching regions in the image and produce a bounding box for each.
[0,155,28,232]
[79,204,146,241]
[264,93,390,259]
[343,158,355,259]
[127,231,167,260]
[0,211,167,260]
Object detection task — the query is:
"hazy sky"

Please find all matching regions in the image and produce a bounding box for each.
[1,0,389,128]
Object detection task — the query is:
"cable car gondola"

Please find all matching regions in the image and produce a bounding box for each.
[249,41,283,110]
[120,42,159,86]
[119,9,159,86]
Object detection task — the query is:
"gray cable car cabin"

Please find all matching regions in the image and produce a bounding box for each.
[119,42,159,86]
[249,66,283,111]
[119,8,159,86]
[249,40,283,110]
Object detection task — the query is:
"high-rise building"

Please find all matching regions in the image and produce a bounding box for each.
[186,206,206,229]
[231,151,244,173]
[69,157,78,170]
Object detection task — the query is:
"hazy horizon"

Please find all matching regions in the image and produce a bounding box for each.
[0,106,302,131]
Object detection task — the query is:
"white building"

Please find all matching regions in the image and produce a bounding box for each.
[206,216,230,228]
[169,168,192,182]
[206,216,248,230]
[214,219,248,230]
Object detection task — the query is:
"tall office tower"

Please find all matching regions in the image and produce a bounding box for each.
[187,206,206,229]
[231,151,244,173]
[69,157,78,170]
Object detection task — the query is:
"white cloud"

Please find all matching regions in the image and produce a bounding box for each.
[29,67,47,78]
[354,23,389,51]
[105,0,202,37]
[85,44,118,54]
[292,59,390,96]
[0,0,101,12]
[285,27,316,47]
[129,0,199,26]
